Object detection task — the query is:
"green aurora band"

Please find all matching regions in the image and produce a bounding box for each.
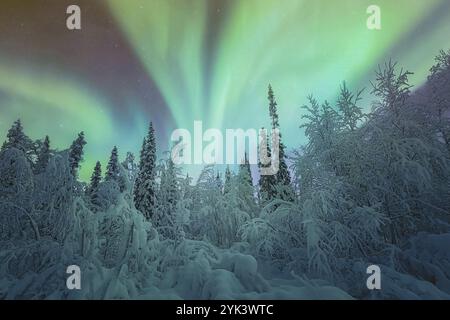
[1,0,450,180]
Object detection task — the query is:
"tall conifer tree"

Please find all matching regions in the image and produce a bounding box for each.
[1,119,31,153]
[68,131,86,177]
[105,146,120,182]
[35,135,51,174]
[134,123,157,220]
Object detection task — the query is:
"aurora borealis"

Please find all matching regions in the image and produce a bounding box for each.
[1,0,450,180]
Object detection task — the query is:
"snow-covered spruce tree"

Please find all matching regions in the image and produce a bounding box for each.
[258,129,277,205]
[88,161,102,211]
[106,146,120,181]
[89,161,102,192]
[34,135,51,174]
[68,131,86,177]
[266,85,294,202]
[1,119,30,153]
[105,146,127,192]
[134,123,157,220]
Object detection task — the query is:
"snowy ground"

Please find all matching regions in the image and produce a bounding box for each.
[1,230,450,299]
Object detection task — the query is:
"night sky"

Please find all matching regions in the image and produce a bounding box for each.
[1,0,450,180]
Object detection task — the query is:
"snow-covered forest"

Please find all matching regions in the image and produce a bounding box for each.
[1,51,450,299]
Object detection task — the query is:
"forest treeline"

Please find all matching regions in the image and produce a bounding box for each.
[1,50,450,299]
